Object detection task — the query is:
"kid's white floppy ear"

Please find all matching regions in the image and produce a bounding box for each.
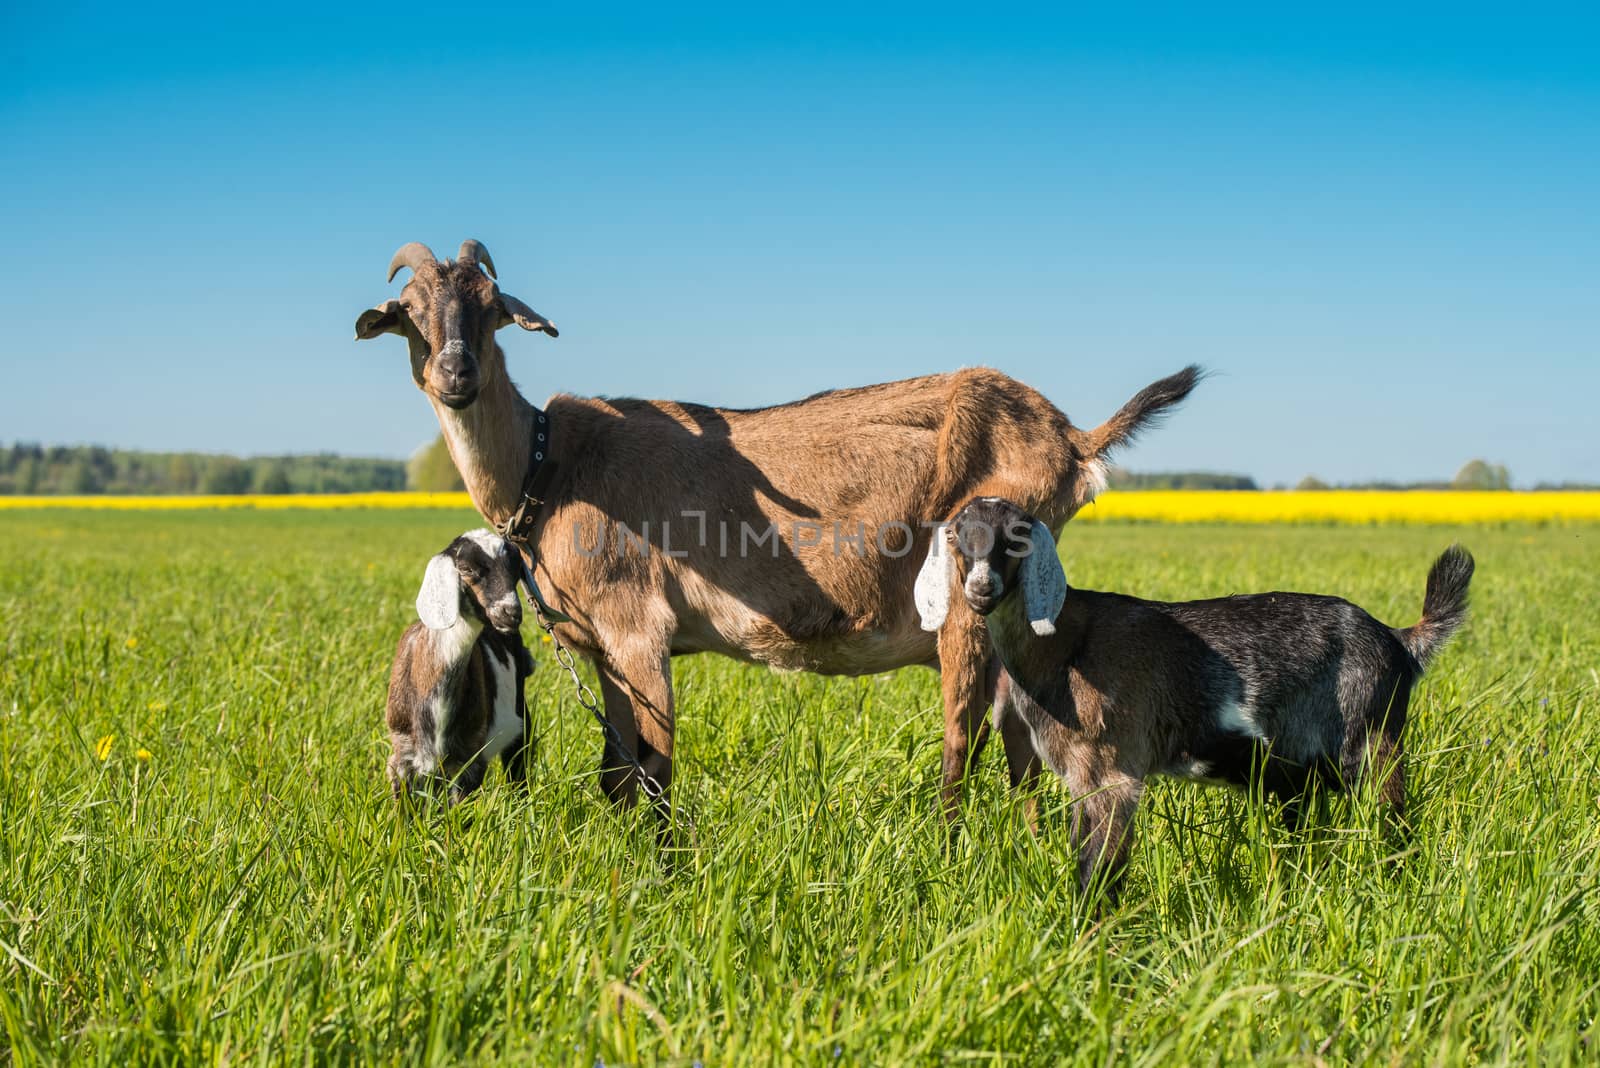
[914,525,953,632]
[416,553,461,630]
[1020,520,1066,636]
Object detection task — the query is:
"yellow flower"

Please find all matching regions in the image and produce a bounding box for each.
[135,748,152,762]
[124,637,139,650]
[147,700,168,712]
[541,633,553,644]
[94,734,114,761]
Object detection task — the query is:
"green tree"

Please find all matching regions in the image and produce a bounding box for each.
[65,458,101,494]
[1453,459,1511,491]
[1295,475,1330,491]
[200,457,251,495]
[16,456,40,494]
[253,461,292,494]
[168,454,199,493]
[407,436,466,492]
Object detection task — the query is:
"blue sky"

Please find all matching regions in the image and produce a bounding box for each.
[3,4,1596,486]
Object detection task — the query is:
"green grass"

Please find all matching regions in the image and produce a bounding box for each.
[1,512,1597,1064]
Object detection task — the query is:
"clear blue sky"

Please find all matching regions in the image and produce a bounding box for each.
[3,3,1596,486]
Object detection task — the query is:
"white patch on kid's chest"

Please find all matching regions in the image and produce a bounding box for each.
[482,644,523,762]
[430,614,481,662]
[425,692,452,775]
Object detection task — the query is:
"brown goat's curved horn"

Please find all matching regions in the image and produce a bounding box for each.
[386,242,438,283]
[458,239,496,279]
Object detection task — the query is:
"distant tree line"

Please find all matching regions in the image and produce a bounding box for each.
[0,443,407,495]
[1107,469,1259,491]
[1291,460,1524,492]
[1110,459,1588,492]
[3,442,1586,496]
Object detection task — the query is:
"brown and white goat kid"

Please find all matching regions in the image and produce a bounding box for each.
[916,497,1474,899]
[386,530,535,803]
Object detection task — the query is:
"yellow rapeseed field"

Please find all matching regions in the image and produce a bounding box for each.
[0,490,1598,523]
[1074,490,1600,525]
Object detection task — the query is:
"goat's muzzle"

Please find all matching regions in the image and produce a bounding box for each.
[964,562,1003,615]
[432,339,480,409]
[487,597,522,633]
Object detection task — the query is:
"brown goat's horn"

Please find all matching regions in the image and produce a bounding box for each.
[458,239,496,279]
[386,242,438,283]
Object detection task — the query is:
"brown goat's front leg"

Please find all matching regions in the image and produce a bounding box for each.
[937,599,992,823]
[993,669,1044,832]
[594,669,641,805]
[594,650,675,816]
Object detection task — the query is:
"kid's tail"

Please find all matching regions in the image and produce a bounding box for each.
[1399,544,1474,668]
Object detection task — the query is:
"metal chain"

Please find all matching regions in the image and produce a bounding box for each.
[530,603,669,805]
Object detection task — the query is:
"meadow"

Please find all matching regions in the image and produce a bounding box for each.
[1,509,1597,1064]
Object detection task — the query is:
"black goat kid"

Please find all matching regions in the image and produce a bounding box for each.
[916,497,1474,899]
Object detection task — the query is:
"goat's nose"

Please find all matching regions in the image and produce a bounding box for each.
[965,563,1000,601]
[489,598,522,629]
[435,339,473,373]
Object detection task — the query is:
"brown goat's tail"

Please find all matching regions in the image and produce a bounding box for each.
[1082,365,1206,459]
[1399,544,1475,669]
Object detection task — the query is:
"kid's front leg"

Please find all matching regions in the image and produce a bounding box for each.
[1069,773,1143,906]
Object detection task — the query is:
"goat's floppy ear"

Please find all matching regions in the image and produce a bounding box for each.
[914,525,954,632]
[355,300,405,340]
[416,554,461,630]
[497,292,559,337]
[1020,520,1066,636]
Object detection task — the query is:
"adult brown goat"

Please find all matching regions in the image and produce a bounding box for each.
[356,239,1200,820]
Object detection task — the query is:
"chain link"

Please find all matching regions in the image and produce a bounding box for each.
[531,603,668,805]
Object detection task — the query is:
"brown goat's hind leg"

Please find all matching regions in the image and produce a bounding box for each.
[937,603,992,824]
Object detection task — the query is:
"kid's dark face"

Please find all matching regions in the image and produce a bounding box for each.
[950,498,1034,615]
[448,533,523,633]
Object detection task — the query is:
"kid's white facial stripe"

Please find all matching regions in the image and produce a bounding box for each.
[461,528,508,556]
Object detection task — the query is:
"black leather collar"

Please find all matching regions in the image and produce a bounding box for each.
[497,408,558,545]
